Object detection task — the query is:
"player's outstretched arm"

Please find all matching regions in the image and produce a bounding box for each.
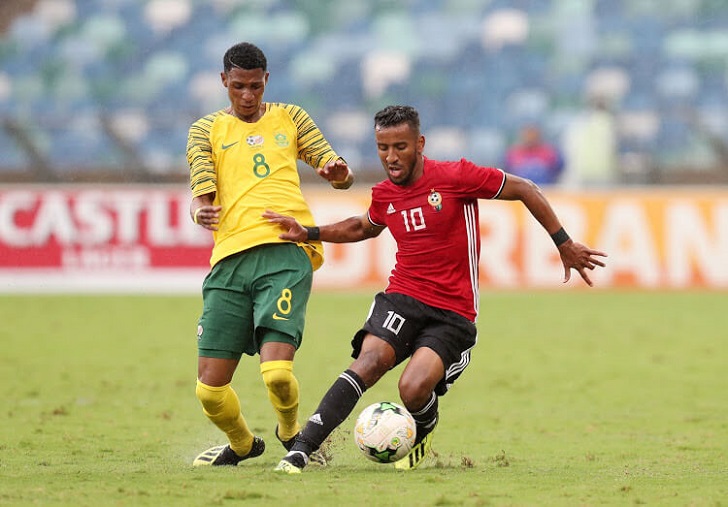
[497,174,607,286]
[263,210,384,243]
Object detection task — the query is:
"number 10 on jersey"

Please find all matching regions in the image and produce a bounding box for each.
[401,207,426,232]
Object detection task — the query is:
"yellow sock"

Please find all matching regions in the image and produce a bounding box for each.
[195,380,254,456]
[260,360,300,441]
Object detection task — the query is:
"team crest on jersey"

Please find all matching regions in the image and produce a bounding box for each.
[246,135,264,146]
[428,189,442,211]
[274,133,289,147]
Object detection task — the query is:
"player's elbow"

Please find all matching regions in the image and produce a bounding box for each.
[500,174,542,201]
[520,176,541,193]
[362,223,385,240]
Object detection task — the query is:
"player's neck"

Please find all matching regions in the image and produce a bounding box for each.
[411,157,425,183]
[227,103,267,123]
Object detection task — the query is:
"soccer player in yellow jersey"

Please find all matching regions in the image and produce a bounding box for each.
[186,42,353,467]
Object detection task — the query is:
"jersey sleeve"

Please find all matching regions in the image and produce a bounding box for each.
[367,184,387,226]
[280,103,340,169]
[456,158,506,199]
[187,113,220,197]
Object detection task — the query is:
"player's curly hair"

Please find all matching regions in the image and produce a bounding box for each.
[374,105,420,133]
[223,42,267,73]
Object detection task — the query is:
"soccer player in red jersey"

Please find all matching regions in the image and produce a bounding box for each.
[266,105,607,473]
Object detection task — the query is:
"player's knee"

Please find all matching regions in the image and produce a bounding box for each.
[353,346,395,385]
[195,379,228,412]
[262,368,295,397]
[397,375,431,409]
[260,361,298,401]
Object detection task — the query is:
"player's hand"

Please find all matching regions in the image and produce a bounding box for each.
[191,204,221,231]
[262,210,308,242]
[318,158,354,189]
[557,240,607,286]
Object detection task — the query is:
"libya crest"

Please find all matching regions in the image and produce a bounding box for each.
[428,189,442,211]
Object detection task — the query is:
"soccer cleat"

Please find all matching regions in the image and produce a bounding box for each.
[273,451,307,474]
[394,430,434,470]
[275,426,327,467]
[275,425,298,451]
[192,436,265,466]
[273,460,302,474]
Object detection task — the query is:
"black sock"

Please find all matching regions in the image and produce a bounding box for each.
[292,369,367,455]
[410,392,439,444]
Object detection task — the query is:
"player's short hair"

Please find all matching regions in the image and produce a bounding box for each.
[374,105,420,133]
[223,42,267,73]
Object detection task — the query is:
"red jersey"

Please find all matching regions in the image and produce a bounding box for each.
[368,157,506,322]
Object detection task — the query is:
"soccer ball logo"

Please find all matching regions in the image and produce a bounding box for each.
[428,189,442,211]
[354,402,416,463]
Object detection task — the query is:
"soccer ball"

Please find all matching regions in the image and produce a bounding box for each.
[354,401,416,463]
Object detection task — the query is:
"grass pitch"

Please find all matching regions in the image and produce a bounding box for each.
[1,291,726,506]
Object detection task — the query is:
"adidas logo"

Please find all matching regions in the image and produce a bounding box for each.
[387,203,396,214]
[404,441,426,467]
[309,413,323,425]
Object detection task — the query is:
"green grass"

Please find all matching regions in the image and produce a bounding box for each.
[1,291,726,506]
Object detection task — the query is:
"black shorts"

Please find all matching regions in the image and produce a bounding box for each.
[351,292,478,396]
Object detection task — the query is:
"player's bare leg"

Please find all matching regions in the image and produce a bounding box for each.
[394,348,443,470]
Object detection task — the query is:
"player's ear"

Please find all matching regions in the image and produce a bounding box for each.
[417,134,425,154]
[221,72,228,87]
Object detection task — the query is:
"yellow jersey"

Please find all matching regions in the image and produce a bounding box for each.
[187,103,340,270]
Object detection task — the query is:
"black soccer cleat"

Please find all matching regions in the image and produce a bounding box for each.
[192,436,265,466]
[275,425,298,452]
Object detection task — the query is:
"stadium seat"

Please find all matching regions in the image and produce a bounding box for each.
[0,0,726,180]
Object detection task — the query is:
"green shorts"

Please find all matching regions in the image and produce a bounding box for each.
[196,243,313,359]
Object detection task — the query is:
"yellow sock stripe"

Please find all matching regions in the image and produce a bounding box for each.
[260,359,294,374]
[196,379,230,391]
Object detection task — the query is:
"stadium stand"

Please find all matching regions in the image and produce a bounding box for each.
[0,0,726,183]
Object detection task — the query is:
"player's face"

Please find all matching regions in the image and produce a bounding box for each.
[221,67,269,122]
[375,123,425,186]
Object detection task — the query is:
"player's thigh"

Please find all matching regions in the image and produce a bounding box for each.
[349,333,397,386]
[399,347,445,395]
[197,257,255,359]
[352,292,425,365]
[416,309,477,396]
[251,243,313,350]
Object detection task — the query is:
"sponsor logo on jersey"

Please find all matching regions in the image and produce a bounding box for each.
[221,141,239,150]
[274,133,289,147]
[246,135,264,146]
[387,203,396,214]
[428,189,442,211]
[272,313,289,321]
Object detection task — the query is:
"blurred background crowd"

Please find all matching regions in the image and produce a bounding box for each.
[1,0,727,185]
